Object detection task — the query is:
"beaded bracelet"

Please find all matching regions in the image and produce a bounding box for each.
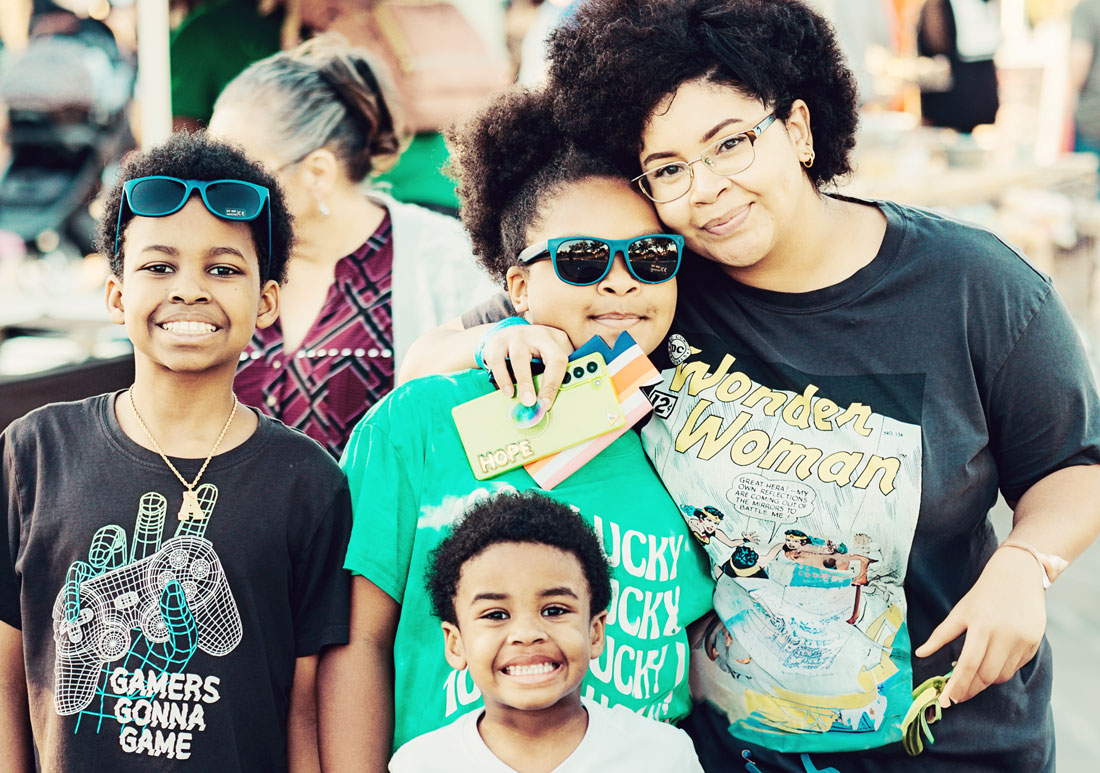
[474,316,530,370]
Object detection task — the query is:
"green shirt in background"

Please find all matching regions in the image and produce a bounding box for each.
[170,0,282,124]
[375,132,459,211]
[340,369,715,751]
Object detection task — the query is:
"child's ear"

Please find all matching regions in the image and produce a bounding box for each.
[255,279,279,330]
[105,274,125,325]
[505,266,530,314]
[588,610,607,659]
[441,621,468,671]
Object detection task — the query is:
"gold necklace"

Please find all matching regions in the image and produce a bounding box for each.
[127,384,238,522]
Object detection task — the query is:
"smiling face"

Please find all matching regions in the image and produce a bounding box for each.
[441,541,606,718]
[106,198,278,378]
[639,79,816,283]
[507,177,676,356]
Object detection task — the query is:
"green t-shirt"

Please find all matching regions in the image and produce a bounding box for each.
[169,0,283,124]
[340,369,714,751]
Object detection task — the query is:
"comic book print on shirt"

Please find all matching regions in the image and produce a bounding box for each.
[642,333,923,754]
[51,485,241,761]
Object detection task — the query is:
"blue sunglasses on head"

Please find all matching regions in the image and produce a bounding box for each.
[517,233,683,286]
[115,176,272,272]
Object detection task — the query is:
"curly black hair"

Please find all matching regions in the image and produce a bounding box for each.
[446,86,622,283]
[95,131,294,285]
[426,490,612,626]
[546,0,859,188]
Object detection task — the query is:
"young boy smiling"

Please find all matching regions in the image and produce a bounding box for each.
[389,491,702,772]
[0,132,352,770]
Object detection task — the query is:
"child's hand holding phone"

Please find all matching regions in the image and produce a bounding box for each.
[480,322,574,410]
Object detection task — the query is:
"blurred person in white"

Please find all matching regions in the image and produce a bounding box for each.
[516,0,580,85]
[209,36,496,458]
[1071,0,1100,169]
[807,0,894,105]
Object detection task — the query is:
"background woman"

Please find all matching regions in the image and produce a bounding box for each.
[209,36,495,457]
[403,1,1100,769]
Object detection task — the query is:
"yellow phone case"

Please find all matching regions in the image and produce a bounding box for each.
[452,352,626,480]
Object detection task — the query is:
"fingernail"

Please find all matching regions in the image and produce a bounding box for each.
[538,397,553,411]
[521,390,535,406]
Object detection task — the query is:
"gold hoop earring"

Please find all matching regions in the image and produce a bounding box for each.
[802,150,815,169]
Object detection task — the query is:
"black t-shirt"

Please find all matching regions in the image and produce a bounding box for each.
[650,200,1098,771]
[464,198,1100,770]
[1,393,352,771]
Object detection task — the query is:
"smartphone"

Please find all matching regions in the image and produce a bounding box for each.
[452,352,626,480]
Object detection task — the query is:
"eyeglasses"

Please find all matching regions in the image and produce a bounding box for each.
[115,176,272,271]
[633,114,777,204]
[516,234,683,286]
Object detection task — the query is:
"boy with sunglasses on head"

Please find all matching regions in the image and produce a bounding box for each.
[319,87,713,770]
[0,132,352,771]
[390,490,702,772]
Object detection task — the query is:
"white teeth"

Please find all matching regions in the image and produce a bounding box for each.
[504,662,556,676]
[161,321,216,334]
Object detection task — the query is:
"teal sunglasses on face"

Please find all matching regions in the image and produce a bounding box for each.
[115,176,272,273]
[516,233,684,286]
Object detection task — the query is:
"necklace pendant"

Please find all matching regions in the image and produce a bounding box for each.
[178,489,206,522]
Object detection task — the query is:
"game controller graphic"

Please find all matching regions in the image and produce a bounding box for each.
[52,535,241,715]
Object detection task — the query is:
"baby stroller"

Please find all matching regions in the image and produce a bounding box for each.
[0,11,135,257]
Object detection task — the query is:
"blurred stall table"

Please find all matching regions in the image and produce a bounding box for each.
[842,120,1100,298]
[0,252,132,427]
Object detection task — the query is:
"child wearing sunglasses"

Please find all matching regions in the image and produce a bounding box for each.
[0,132,352,770]
[318,87,714,770]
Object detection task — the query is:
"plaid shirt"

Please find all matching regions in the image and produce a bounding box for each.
[235,214,394,457]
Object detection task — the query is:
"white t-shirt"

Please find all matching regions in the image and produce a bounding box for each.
[389,698,703,772]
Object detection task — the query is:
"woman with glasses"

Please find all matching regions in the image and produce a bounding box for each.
[317,85,714,770]
[207,36,495,458]
[403,1,1100,770]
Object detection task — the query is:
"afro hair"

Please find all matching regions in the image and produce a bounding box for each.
[96,131,294,285]
[546,0,860,188]
[445,86,622,283]
[426,490,612,626]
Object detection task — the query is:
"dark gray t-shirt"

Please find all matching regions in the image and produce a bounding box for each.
[1,393,352,771]
[464,198,1100,770]
[648,200,1098,771]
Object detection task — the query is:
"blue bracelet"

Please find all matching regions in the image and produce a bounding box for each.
[474,316,530,370]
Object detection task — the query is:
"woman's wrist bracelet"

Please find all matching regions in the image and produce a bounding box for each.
[474,316,530,370]
[996,541,1069,589]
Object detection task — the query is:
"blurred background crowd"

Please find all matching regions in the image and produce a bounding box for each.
[3,1,1100,382]
[0,0,1098,766]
